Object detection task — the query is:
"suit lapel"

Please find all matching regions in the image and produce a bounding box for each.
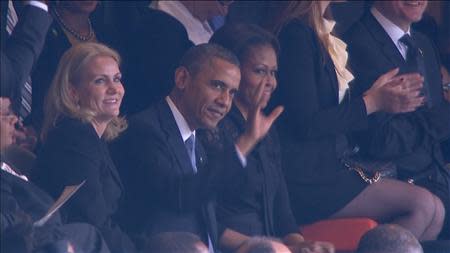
[363,13,405,68]
[157,100,195,175]
[323,54,339,100]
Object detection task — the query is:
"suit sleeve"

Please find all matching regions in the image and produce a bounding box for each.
[277,21,368,142]
[0,4,52,97]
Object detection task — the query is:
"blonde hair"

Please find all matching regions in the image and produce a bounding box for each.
[268,1,331,55]
[41,42,127,141]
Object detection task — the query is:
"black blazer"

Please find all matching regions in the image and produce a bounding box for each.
[343,12,450,179]
[1,170,110,253]
[199,105,298,238]
[111,99,241,250]
[0,2,52,97]
[32,117,135,253]
[274,19,369,223]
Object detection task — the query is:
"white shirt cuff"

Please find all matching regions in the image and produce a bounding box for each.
[235,145,247,167]
[27,1,48,12]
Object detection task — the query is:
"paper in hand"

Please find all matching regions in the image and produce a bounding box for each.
[34,180,86,227]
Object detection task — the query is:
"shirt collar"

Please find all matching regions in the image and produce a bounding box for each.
[150,0,212,44]
[371,7,411,44]
[166,96,195,142]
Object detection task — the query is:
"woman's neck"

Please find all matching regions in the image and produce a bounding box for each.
[91,120,108,138]
[56,7,91,35]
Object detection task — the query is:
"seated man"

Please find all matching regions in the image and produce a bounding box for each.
[144,232,208,253]
[0,97,110,253]
[344,0,450,239]
[357,224,422,253]
[111,43,242,251]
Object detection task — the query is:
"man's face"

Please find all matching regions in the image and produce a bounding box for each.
[378,1,427,29]
[176,58,241,130]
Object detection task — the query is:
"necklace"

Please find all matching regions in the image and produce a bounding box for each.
[53,9,94,42]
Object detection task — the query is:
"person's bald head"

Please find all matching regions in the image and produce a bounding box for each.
[237,237,291,253]
[357,224,423,253]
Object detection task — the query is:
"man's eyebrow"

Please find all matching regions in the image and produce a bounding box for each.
[210,79,226,87]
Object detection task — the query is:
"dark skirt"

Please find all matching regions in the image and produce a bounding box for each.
[288,170,368,225]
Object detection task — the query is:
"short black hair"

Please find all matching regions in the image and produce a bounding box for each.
[357,224,423,253]
[210,23,280,63]
[144,232,207,253]
[179,43,240,77]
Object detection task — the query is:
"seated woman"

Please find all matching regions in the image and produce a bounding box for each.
[1,97,110,253]
[200,24,333,253]
[265,1,444,241]
[32,43,135,253]
[30,0,120,133]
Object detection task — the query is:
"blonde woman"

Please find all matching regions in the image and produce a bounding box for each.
[267,1,444,241]
[32,42,135,253]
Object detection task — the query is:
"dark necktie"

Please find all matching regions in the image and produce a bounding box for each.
[7,0,32,120]
[399,34,430,107]
[185,134,197,173]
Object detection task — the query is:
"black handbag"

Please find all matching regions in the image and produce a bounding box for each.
[341,146,397,184]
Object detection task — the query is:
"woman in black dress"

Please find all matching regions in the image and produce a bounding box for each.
[201,24,334,253]
[32,42,135,253]
[266,1,444,241]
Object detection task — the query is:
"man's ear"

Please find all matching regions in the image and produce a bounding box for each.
[174,66,191,90]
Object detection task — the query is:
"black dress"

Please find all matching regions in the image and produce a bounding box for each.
[199,105,298,238]
[32,117,135,253]
[274,19,369,224]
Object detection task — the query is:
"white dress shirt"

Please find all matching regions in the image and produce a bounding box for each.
[150,0,213,45]
[1,162,29,181]
[166,96,195,143]
[371,7,411,60]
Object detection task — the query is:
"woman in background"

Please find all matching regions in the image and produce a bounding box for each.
[267,1,444,241]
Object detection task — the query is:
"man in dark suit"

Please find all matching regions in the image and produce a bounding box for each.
[111,44,242,251]
[1,0,52,98]
[344,0,450,239]
[0,98,110,253]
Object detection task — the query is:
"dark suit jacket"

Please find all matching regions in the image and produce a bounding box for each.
[0,1,52,98]
[111,99,241,250]
[199,105,298,238]
[274,18,369,223]
[120,9,194,115]
[32,117,135,253]
[1,170,110,253]
[343,12,450,179]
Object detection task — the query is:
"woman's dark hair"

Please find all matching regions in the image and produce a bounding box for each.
[209,23,280,63]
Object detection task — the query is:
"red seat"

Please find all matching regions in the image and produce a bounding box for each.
[300,218,378,252]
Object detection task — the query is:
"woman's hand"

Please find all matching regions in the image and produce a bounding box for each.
[363,68,425,114]
[236,76,283,156]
